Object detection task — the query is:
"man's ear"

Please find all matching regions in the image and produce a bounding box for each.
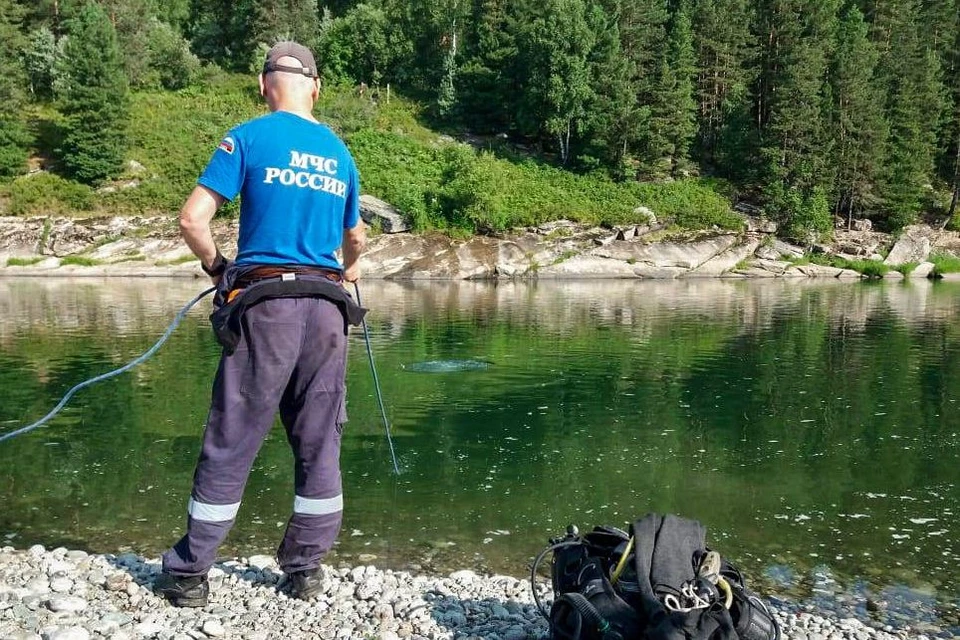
[258,74,267,98]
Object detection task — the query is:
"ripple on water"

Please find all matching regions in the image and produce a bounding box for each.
[402,360,492,373]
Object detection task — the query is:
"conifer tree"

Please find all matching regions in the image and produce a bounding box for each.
[0,0,30,176]
[653,5,697,175]
[691,0,754,171]
[187,0,245,67]
[871,0,944,228]
[320,3,397,86]
[513,0,595,164]
[246,0,320,57]
[457,0,518,132]
[826,4,886,227]
[579,0,642,176]
[57,2,129,184]
[615,0,670,174]
[755,0,838,237]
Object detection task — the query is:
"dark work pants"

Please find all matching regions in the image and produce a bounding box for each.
[162,297,347,576]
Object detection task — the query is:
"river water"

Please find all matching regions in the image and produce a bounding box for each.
[0,277,958,622]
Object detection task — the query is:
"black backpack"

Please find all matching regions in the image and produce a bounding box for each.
[532,513,780,640]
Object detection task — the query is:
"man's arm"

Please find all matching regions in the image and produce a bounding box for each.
[179,185,225,278]
[341,220,366,283]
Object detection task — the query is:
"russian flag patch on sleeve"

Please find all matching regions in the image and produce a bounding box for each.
[217,136,235,154]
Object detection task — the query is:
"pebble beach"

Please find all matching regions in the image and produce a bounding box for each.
[0,545,953,640]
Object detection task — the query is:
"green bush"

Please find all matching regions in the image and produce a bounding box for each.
[0,117,31,177]
[8,173,93,215]
[144,20,201,91]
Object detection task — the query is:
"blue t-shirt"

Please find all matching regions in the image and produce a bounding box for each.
[198,110,360,270]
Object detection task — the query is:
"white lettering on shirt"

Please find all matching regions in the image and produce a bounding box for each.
[289,151,338,175]
[262,149,346,197]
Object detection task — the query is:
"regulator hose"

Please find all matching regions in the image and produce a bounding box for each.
[0,286,216,444]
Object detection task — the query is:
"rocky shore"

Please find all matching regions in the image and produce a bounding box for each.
[2,208,960,280]
[0,545,949,640]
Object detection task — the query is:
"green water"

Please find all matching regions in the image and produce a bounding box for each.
[1,278,958,612]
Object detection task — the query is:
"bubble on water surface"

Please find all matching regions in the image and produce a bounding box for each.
[402,360,491,373]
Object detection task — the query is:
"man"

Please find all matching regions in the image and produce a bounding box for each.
[154,41,367,607]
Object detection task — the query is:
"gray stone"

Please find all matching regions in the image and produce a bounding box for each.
[885,225,935,265]
[133,622,164,637]
[501,626,527,640]
[104,574,127,592]
[45,596,87,613]
[201,619,226,637]
[2,632,42,640]
[360,195,411,234]
[49,577,72,593]
[43,628,90,640]
[911,261,935,278]
[246,555,276,571]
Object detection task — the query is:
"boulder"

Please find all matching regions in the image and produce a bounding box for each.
[690,237,762,276]
[911,262,935,278]
[632,206,657,225]
[744,216,777,234]
[359,195,411,233]
[884,225,936,266]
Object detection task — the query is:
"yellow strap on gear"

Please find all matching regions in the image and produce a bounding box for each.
[717,576,734,609]
[610,535,635,585]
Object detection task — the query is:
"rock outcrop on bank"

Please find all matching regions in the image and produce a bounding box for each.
[0,545,935,640]
[2,214,960,280]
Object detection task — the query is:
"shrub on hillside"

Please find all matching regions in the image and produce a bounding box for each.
[8,173,93,215]
[0,118,31,177]
[145,20,201,91]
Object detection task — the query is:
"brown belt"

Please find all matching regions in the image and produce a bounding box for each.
[233,265,342,289]
[227,265,343,304]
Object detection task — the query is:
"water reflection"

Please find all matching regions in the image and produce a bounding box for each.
[0,277,958,630]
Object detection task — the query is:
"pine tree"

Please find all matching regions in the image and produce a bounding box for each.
[457,0,518,132]
[652,5,697,175]
[691,0,754,171]
[246,0,320,56]
[578,0,642,176]
[57,2,129,184]
[871,0,945,228]
[755,0,839,238]
[0,0,30,177]
[149,0,189,30]
[187,0,244,68]
[826,4,886,227]
[615,0,670,175]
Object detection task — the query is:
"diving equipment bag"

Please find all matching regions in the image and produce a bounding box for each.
[532,513,780,640]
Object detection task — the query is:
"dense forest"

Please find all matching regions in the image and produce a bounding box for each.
[0,0,958,239]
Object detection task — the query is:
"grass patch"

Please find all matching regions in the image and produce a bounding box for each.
[930,252,960,276]
[794,253,889,278]
[893,261,918,276]
[5,256,44,266]
[60,255,100,266]
[155,254,198,266]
